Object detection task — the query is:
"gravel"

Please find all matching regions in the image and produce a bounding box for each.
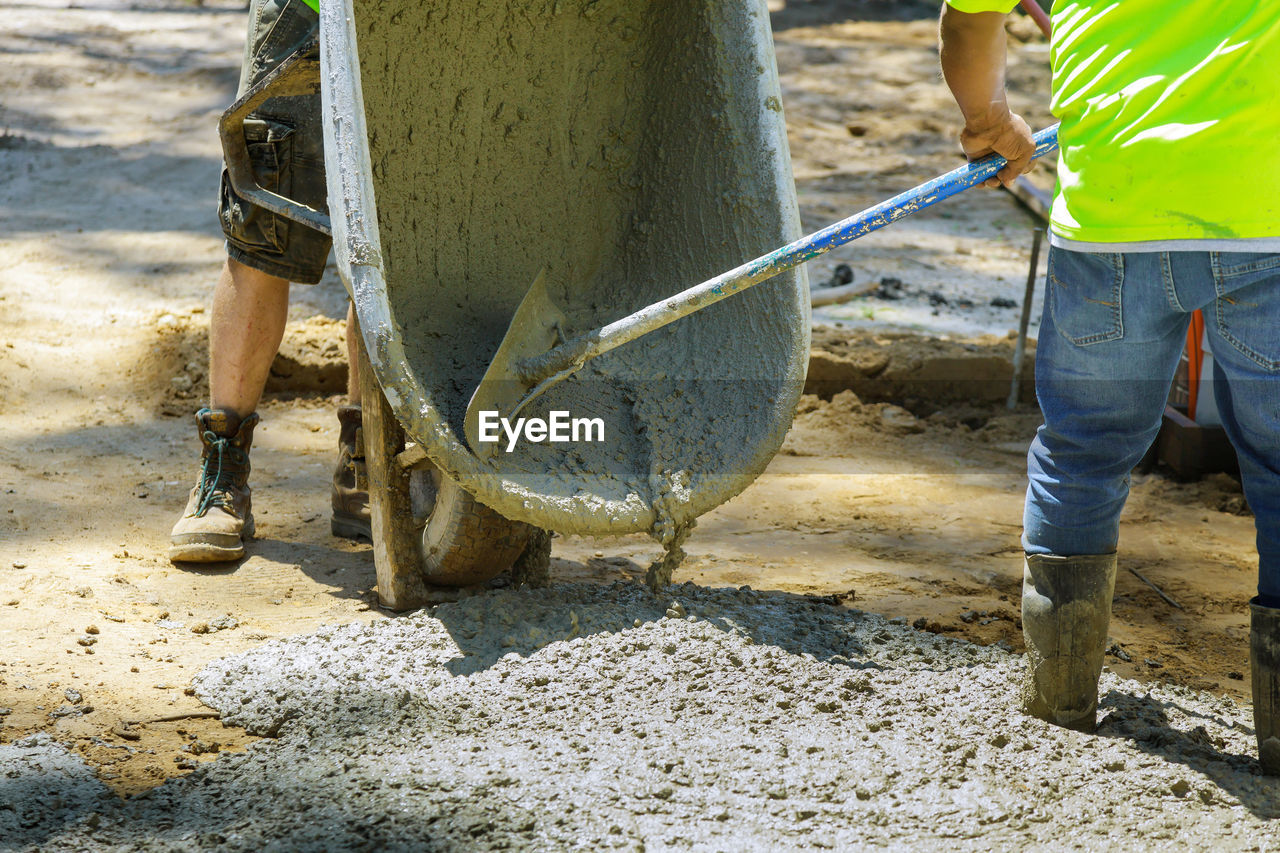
[11,582,1280,851]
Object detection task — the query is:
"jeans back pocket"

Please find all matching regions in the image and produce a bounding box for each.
[1047,249,1124,346]
[1212,252,1280,372]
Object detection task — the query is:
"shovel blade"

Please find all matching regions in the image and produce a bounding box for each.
[464,268,567,459]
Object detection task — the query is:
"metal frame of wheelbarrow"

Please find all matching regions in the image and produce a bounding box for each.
[218,36,330,238]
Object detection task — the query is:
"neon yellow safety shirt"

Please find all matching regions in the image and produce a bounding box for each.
[944,0,1280,249]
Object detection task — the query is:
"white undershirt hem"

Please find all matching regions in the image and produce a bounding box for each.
[1050,233,1280,253]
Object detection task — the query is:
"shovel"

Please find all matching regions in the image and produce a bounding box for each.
[465,124,1059,457]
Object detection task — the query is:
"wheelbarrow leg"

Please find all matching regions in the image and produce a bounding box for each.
[355,322,430,611]
[510,528,552,588]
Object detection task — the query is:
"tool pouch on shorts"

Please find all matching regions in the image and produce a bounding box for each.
[220,117,295,254]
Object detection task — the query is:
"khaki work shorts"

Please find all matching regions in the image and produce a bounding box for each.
[218,0,330,284]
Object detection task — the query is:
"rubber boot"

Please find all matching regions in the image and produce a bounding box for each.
[1020,552,1117,731]
[1250,598,1280,775]
[169,409,259,563]
[331,404,372,541]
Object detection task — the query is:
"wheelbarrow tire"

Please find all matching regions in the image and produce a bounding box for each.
[420,474,533,587]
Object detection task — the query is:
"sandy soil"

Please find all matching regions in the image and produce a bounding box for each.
[0,0,1265,834]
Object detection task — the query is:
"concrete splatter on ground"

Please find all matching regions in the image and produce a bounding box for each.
[15,583,1280,851]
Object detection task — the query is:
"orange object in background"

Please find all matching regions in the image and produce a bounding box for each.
[1185,309,1206,420]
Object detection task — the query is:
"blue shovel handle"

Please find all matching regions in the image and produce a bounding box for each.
[719,123,1061,295]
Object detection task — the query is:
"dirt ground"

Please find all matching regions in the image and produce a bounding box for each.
[0,0,1261,810]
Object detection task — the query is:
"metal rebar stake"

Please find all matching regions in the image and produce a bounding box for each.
[1007,227,1045,410]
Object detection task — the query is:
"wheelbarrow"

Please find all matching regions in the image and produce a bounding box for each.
[220,0,810,609]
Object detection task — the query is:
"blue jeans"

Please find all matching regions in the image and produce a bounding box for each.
[1024,248,1280,601]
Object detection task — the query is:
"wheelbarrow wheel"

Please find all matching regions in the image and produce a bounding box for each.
[357,323,532,606]
[417,470,533,586]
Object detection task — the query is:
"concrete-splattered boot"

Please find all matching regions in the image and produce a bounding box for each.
[169,409,259,563]
[331,404,371,541]
[1250,599,1280,775]
[1020,553,1117,731]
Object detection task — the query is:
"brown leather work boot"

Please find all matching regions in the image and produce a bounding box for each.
[169,409,259,563]
[331,404,372,541]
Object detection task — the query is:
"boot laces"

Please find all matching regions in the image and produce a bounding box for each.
[194,431,248,517]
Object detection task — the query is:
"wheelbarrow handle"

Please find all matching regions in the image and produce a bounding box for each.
[517,124,1060,382]
[218,35,332,236]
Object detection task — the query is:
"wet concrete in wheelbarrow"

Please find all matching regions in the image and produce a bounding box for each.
[9,582,1279,851]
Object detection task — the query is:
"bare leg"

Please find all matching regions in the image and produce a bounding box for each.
[170,256,286,563]
[209,257,290,418]
[345,300,361,404]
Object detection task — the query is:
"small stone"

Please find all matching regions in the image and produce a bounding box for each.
[1169,779,1191,797]
[960,610,979,624]
[76,635,97,647]
[65,689,82,704]
[85,625,99,635]
[190,622,211,634]
[111,722,140,741]
[1106,642,1133,662]
[12,562,26,569]
[880,405,923,433]
[1144,658,1163,668]
[912,617,928,630]
[633,618,642,628]
[665,601,686,619]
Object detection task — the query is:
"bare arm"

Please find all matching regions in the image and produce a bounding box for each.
[939,6,1035,188]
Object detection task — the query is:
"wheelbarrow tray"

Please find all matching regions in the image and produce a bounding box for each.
[320,0,809,537]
